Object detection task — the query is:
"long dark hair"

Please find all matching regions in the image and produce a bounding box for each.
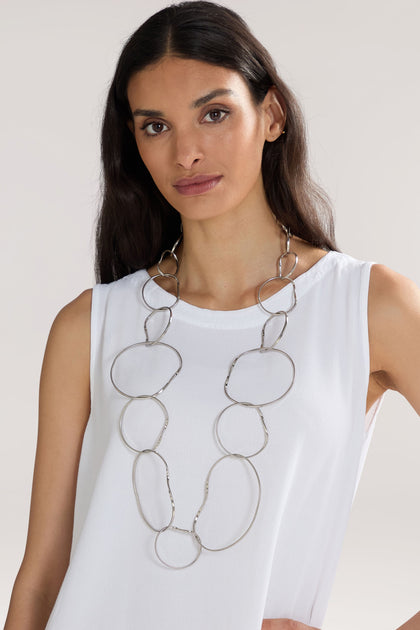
[95,1,338,284]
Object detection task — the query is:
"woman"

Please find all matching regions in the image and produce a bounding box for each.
[4,2,420,629]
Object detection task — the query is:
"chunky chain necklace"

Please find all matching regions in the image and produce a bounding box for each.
[110,224,298,569]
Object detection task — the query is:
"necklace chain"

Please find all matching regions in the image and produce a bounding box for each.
[110,224,298,569]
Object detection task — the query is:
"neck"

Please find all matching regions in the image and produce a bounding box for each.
[169,204,287,310]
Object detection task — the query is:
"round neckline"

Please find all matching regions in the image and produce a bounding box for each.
[135,251,336,329]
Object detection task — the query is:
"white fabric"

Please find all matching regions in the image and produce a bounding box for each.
[45,251,382,630]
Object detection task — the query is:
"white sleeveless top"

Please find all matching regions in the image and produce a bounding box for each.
[45,251,383,630]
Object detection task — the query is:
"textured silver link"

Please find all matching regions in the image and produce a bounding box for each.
[111,223,297,568]
[118,396,169,452]
[142,273,180,310]
[257,276,297,314]
[132,449,175,532]
[224,347,295,406]
[214,403,268,458]
[110,341,182,398]
[279,251,298,278]
[260,312,288,349]
[144,307,173,345]
[192,453,262,552]
[154,525,202,570]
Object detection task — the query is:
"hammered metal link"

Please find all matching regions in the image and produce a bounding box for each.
[260,312,288,349]
[214,403,268,458]
[132,449,175,533]
[144,306,172,345]
[142,273,180,310]
[224,347,295,407]
[118,395,169,452]
[192,453,262,552]
[110,340,182,398]
[257,276,297,314]
[110,224,297,568]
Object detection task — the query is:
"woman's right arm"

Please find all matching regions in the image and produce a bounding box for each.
[4,288,92,630]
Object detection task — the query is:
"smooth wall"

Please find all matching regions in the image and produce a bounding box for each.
[0,1,419,628]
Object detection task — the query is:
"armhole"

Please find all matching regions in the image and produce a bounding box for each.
[351,262,385,499]
[360,262,385,433]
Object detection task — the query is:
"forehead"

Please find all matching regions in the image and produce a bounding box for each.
[126,57,251,109]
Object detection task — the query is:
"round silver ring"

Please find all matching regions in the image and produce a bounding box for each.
[141,273,180,310]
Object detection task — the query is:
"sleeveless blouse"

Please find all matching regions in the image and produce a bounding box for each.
[45,251,383,629]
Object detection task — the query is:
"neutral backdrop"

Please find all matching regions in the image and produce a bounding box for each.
[1,1,419,628]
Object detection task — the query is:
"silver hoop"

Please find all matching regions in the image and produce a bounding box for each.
[224,346,296,407]
[154,525,202,570]
[141,273,180,310]
[257,276,297,314]
[279,251,298,278]
[144,306,173,345]
[118,396,169,453]
[132,449,175,533]
[192,453,261,552]
[260,311,288,349]
[157,249,179,276]
[214,403,268,458]
[110,341,182,398]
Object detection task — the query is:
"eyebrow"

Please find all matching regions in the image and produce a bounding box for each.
[132,88,235,118]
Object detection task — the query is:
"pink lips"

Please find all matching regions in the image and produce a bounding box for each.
[173,174,223,196]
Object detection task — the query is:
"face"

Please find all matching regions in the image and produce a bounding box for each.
[126,56,284,222]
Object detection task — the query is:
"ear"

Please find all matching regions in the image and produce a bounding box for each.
[261,87,286,142]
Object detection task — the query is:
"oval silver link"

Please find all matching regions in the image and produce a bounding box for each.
[154,525,202,570]
[282,224,291,253]
[214,402,268,458]
[132,449,175,533]
[260,311,288,349]
[258,275,297,314]
[156,231,183,275]
[278,251,298,278]
[157,249,179,276]
[142,273,180,310]
[118,396,169,453]
[144,306,172,345]
[224,347,295,407]
[110,341,182,398]
[192,453,261,552]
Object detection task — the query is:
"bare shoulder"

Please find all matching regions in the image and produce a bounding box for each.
[368,264,420,324]
[52,288,92,331]
[368,264,420,411]
[44,289,93,364]
[39,288,93,435]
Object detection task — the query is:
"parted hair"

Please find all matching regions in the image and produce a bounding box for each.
[95,1,338,283]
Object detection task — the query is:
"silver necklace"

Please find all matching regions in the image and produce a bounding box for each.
[110,224,298,569]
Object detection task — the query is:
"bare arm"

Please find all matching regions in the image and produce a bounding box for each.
[369,264,420,414]
[4,288,92,630]
[368,264,420,629]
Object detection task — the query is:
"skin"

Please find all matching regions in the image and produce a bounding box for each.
[4,57,420,630]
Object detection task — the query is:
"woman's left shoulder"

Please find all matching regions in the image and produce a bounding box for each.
[368,263,420,315]
[367,263,420,412]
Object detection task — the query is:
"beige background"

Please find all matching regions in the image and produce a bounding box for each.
[0,0,419,628]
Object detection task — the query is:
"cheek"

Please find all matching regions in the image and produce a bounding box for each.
[222,122,264,176]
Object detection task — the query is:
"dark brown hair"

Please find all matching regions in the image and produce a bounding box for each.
[95,1,338,283]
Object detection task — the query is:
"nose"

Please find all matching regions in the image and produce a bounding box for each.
[173,129,204,170]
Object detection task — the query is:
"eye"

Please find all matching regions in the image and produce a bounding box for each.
[202,108,230,123]
[141,121,169,136]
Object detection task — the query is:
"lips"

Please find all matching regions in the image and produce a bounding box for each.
[173,174,223,196]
